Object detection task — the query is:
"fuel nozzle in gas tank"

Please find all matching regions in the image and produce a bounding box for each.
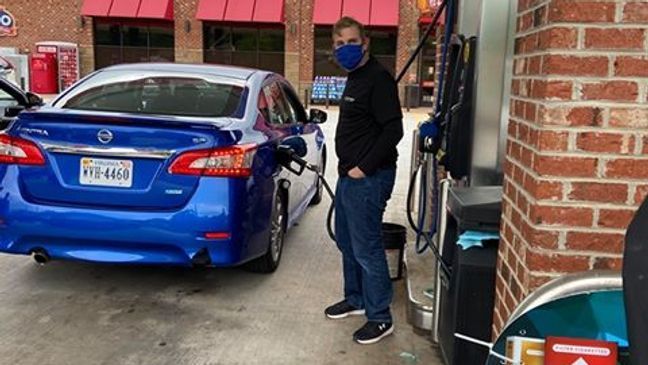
[275,136,317,176]
[275,135,337,242]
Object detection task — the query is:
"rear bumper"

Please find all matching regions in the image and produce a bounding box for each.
[0,167,272,266]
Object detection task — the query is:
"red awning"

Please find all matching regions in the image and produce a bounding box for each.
[196,0,284,23]
[81,0,173,20]
[313,0,343,25]
[138,0,173,20]
[109,0,140,18]
[313,0,399,27]
[81,0,113,17]
[342,0,370,25]
[224,0,255,22]
[370,0,399,26]
[253,0,284,23]
[196,0,228,21]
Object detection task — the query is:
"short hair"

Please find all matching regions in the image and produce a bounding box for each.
[333,16,366,38]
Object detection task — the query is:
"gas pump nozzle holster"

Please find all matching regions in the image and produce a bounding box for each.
[418,116,442,154]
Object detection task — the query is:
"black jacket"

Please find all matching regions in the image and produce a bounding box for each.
[335,57,404,176]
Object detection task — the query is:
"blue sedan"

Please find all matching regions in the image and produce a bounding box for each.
[0,64,327,273]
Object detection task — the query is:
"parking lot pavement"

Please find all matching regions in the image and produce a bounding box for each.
[0,108,443,365]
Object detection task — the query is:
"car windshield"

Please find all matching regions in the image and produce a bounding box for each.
[57,71,246,118]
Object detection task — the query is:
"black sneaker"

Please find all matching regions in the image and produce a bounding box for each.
[324,300,365,319]
[353,321,394,345]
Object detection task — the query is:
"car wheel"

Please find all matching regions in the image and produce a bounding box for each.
[246,191,287,273]
[309,148,326,206]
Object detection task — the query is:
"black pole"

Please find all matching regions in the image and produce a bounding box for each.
[396,0,448,84]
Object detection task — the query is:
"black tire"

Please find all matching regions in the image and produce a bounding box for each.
[309,148,326,206]
[246,191,287,273]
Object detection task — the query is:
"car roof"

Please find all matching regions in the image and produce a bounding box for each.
[101,63,264,81]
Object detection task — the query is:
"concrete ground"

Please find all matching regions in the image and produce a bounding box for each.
[0,108,444,365]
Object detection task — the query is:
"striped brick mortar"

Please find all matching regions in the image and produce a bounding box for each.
[494,0,648,336]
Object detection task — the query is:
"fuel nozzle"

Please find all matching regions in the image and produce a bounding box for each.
[276,137,318,176]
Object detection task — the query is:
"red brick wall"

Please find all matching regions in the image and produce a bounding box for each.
[495,0,648,335]
[1,0,85,52]
[1,0,94,74]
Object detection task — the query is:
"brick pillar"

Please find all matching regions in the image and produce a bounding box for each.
[285,0,301,93]
[396,0,419,97]
[174,0,203,64]
[79,17,95,76]
[298,0,315,98]
[494,0,648,335]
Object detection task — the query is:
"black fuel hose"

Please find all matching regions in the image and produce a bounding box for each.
[406,161,452,278]
[315,162,451,278]
[319,175,337,242]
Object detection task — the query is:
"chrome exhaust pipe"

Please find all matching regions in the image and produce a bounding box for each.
[31,250,50,265]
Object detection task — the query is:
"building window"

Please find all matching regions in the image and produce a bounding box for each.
[94,20,174,69]
[204,25,285,75]
[370,30,397,76]
[314,27,341,77]
[313,27,398,77]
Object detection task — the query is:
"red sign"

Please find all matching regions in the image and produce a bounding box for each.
[545,337,618,365]
[0,7,17,37]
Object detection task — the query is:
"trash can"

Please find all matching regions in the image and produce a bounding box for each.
[438,186,502,365]
[382,223,406,281]
[404,85,421,109]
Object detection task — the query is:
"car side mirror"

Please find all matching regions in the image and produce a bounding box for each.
[4,105,25,118]
[26,92,43,107]
[309,109,327,124]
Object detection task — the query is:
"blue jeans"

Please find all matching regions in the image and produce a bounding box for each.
[335,168,396,323]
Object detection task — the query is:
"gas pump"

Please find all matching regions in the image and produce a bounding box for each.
[402,1,512,364]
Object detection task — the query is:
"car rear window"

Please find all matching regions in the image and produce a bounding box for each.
[59,72,245,118]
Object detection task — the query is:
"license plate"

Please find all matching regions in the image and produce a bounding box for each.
[80,157,133,188]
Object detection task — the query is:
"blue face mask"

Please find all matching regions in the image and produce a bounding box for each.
[334,44,365,71]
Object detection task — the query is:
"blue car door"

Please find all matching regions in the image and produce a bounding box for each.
[260,80,303,217]
[278,81,321,205]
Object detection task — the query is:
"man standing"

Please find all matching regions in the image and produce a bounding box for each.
[324,17,404,345]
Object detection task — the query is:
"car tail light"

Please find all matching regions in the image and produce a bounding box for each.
[169,144,257,178]
[204,232,231,240]
[0,134,45,165]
